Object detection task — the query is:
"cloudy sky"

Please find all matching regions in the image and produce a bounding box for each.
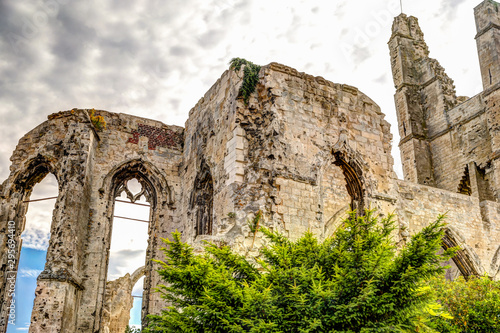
[1,0,486,329]
[0,0,485,182]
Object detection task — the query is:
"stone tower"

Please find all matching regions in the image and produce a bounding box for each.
[1,1,500,333]
[388,14,458,186]
[389,0,500,203]
[475,0,500,90]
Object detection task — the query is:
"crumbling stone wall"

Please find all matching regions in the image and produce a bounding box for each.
[0,109,183,333]
[74,111,183,330]
[1,2,499,332]
[395,180,500,277]
[387,0,500,279]
[179,62,396,261]
[0,110,97,333]
[389,1,500,201]
[101,266,145,333]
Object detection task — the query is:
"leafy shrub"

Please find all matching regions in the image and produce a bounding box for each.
[429,275,500,332]
[145,211,456,332]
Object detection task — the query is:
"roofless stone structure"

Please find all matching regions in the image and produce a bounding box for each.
[1,1,499,331]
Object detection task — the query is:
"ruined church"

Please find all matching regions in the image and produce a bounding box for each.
[1,0,499,332]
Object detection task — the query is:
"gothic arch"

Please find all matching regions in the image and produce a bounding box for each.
[190,160,214,236]
[330,123,370,216]
[0,154,60,333]
[101,158,174,209]
[3,156,60,240]
[99,158,174,329]
[442,228,482,279]
[331,149,367,214]
[130,266,146,286]
[9,155,59,196]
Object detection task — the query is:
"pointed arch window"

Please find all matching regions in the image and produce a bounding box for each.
[190,162,214,236]
[333,151,365,215]
[6,171,58,332]
[442,229,480,280]
[104,173,153,331]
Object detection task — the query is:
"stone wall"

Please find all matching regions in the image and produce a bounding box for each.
[0,1,499,332]
[386,0,500,280]
[0,109,183,332]
[179,62,395,259]
[101,266,144,333]
[390,1,500,202]
[395,180,500,277]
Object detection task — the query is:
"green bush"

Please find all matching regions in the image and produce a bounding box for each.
[145,210,456,332]
[429,275,500,332]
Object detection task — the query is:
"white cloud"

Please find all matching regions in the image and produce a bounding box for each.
[20,228,50,251]
[18,268,42,278]
[107,196,150,281]
[13,322,30,331]
[0,0,483,181]
[20,174,57,251]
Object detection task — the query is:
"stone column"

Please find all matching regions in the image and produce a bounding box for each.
[29,122,97,333]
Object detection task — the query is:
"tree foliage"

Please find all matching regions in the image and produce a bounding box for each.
[145,210,456,333]
[428,275,500,332]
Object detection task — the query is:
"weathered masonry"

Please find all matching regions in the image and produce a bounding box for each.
[1,1,499,332]
[388,0,500,278]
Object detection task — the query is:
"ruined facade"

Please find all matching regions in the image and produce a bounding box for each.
[388,0,500,278]
[101,267,144,333]
[0,1,499,332]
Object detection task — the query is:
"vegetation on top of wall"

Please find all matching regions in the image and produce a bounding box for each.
[88,108,107,131]
[229,58,261,105]
[144,210,458,332]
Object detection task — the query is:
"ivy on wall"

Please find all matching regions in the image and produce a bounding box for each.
[229,58,261,105]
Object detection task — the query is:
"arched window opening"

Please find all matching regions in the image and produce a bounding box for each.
[333,151,365,215]
[190,162,214,236]
[100,161,167,332]
[103,178,151,333]
[438,248,462,281]
[442,230,479,280]
[107,178,150,280]
[7,173,58,332]
[322,163,352,237]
